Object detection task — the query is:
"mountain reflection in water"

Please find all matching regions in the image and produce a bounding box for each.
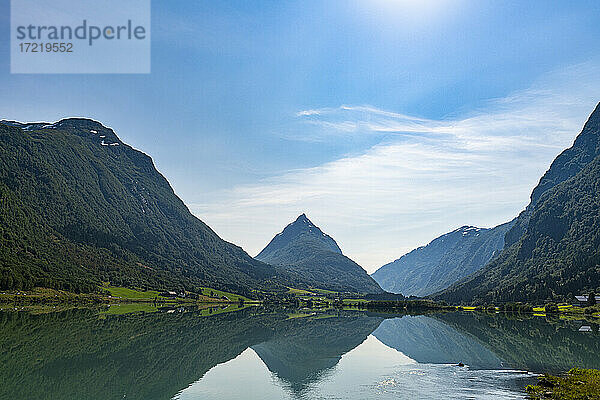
[0,308,598,400]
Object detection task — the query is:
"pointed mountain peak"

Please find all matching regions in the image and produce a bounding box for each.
[285,214,332,241]
[256,214,342,260]
[293,213,313,225]
[256,214,383,293]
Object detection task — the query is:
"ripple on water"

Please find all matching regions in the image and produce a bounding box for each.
[369,365,537,400]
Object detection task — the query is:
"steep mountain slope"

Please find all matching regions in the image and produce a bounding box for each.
[0,119,275,293]
[504,102,600,246]
[372,222,514,297]
[436,103,600,303]
[256,214,383,293]
[437,154,600,303]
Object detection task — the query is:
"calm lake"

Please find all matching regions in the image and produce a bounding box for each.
[0,307,598,399]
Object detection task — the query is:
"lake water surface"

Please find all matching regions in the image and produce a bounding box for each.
[0,307,598,399]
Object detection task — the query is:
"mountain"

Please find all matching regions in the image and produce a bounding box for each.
[505,102,600,247]
[435,103,600,303]
[372,315,503,369]
[256,214,383,293]
[0,119,276,294]
[251,313,382,395]
[372,222,514,297]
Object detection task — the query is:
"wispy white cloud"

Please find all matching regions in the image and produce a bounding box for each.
[193,63,600,273]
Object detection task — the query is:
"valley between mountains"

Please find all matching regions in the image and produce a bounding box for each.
[2,102,600,305]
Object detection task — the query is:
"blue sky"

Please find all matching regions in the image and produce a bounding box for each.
[2,1,600,272]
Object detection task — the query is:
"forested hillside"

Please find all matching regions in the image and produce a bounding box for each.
[436,103,600,303]
[0,119,275,294]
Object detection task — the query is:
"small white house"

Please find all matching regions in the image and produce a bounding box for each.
[575,295,600,304]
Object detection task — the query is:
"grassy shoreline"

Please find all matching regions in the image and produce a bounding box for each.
[2,287,599,324]
[0,286,259,306]
[356,299,600,322]
[526,368,600,399]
